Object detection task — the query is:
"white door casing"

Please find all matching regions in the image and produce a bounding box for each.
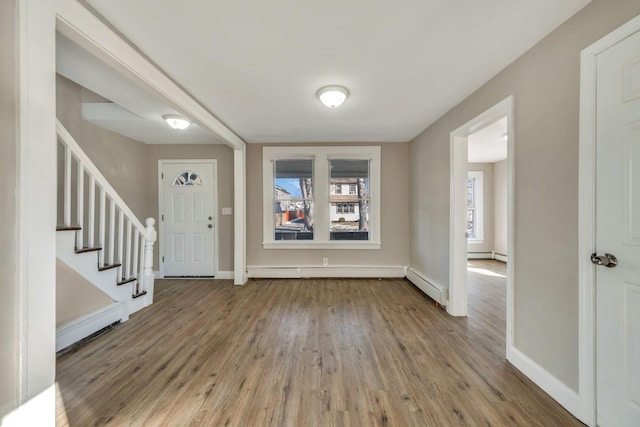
[160,161,217,277]
[593,28,640,427]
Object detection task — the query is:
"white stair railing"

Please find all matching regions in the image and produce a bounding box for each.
[57,119,157,299]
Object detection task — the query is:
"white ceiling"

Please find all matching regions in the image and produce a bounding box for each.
[56,33,224,145]
[468,117,508,163]
[66,0,590,145]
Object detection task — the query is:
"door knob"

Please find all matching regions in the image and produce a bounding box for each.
[208,224,213,229]
[591,253,618,268]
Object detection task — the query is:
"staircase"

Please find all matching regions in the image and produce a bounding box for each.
[56,119,156,349]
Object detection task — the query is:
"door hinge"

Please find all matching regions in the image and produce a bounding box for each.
[162,256,164,262]
[162,214,164,221]
[161,172,164,179]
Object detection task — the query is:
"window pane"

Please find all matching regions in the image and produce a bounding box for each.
[466,171,483,241]
[466,177,476,239]
[329,159,369,240]
[173,171,204,186]
[274,159,314,240]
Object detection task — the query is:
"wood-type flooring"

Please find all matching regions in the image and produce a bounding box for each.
[56,260,584,426]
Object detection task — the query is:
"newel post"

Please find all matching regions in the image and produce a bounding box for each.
[144,218,157,297]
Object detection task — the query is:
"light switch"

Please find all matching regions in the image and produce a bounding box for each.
[221,207,232,215]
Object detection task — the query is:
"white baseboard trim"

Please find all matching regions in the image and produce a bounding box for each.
[247,265,407,279]
[126,293,153,316]
[216,270,234,279]
[467,251,508,262]
[154,270,233,280]
[405,268,448,306]
[494,253,508,263]
[467,252,493,259]
[2,384,55,427]
[508,345,583,422]
[56,303,125,351]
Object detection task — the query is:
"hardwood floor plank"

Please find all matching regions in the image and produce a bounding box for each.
[56,267,583,426]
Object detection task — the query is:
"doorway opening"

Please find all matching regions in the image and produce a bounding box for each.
[466,116,509,346]
[449,96,514,358]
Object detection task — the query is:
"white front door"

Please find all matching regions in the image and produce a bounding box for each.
[595,28,640,427]
[162,161,216,277]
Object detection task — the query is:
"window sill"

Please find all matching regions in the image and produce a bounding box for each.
[263,241,381,250]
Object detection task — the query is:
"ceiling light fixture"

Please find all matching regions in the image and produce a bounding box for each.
[501,132,508,141]
[317,85,349,108]
[163,114,191,130]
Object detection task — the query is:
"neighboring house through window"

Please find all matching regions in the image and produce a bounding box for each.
[329,159,370,241]
[263,146,381,249]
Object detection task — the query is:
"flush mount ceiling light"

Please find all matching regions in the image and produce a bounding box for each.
[317,85,349,108]
[163,114,191,130]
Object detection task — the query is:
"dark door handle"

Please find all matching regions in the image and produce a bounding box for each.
[591,253,618,268]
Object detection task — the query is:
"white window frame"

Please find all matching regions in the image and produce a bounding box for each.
[467,170,484,243]
[263,146,381,249]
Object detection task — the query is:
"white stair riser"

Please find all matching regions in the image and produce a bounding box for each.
[56,230,135,303]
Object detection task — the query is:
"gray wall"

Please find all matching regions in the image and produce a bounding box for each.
[56,75,236,272]
[56,259,114,326]
[467,163,495,254]
[56,75,154,223]
[494,159,508,256]
[246,143,410,267]
[0,0,18,417]
[409,0,640,390]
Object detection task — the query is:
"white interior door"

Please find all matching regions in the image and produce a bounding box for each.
[162,162,216,277]
[595,28,640,427]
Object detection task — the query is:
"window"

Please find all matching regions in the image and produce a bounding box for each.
[466,171,484,242]
[263,146,380,249]
[273,159,313,241]
[330,159,369,240]
[334,203,356,215]
[173,171,204,186]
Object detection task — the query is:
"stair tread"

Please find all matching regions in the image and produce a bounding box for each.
[132,290,147,299]
[57,225,82,231]
[117,277,136,286]
[75,247,102,254]
[98,263,122,271]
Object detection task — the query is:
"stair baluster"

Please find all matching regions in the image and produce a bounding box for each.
[108,198,116,266]
[88,175,96,249]
[98,186,106,267]
[56,118,156,318]
[118,210,124,281]
[76,163,84,249]
[64,145,72,227]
